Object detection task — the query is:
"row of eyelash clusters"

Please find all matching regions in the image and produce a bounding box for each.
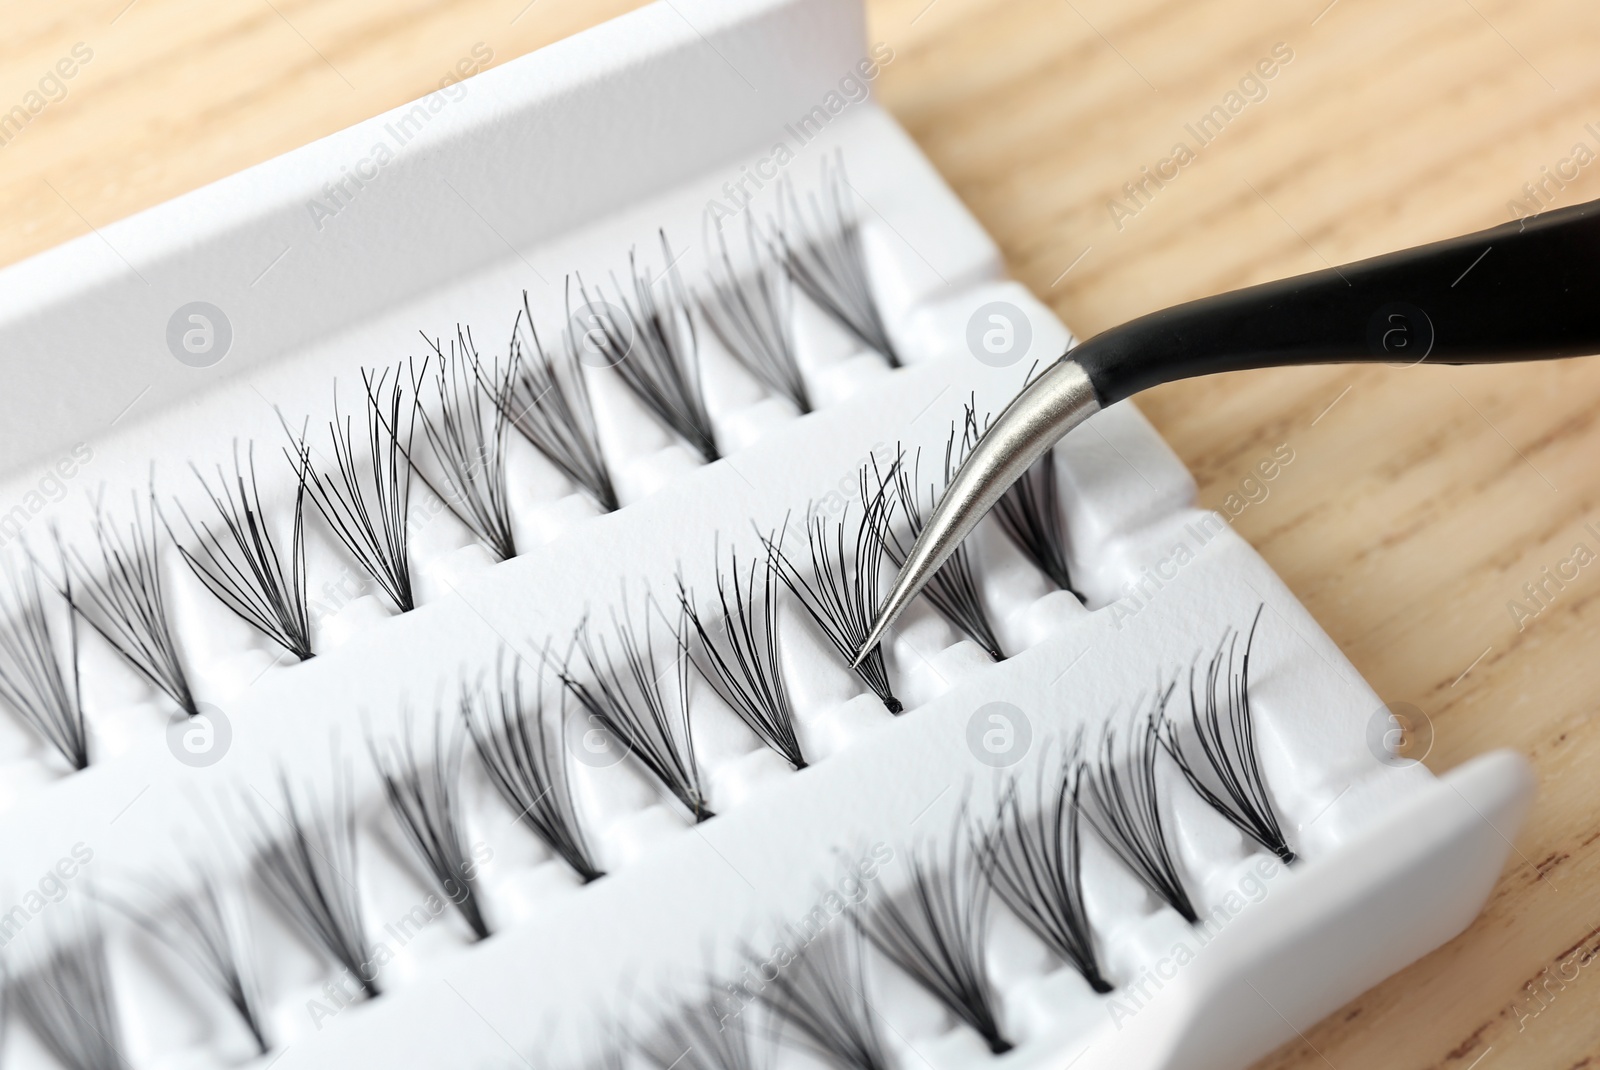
[2,606,1293,1069]
[0,155,1075,775]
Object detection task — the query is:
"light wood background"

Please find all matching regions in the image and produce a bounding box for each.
[5,0,1600,1065]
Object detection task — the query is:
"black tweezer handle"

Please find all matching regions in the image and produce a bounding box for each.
[1072,197,1600,405]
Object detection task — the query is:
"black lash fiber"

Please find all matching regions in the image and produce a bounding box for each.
[243,766,381,999]
[58,493,199,718]
[856,818,1013,1055]
[677,545,806,771]
[701,214,811,415]
[761,494,901,715]
[560,600,715,822]
[369,710,492,941]
[577,233,719,464]
[163,442,313,662]
[409,331,518,562]
[109,860,270,1054]
[0,551,89,771]
[772,153,899,368]
[963,403,1078,598]
[867,440,1005,661]
[461,652,606,883]
[748,925,890,1070]
[487,290,619,513]
[289,366,417,613]
[633,987,766,1070]
[995,450,1075,594]
[976,740,1112,994]
[1161,607,1295,865]
[1083,685,1200,924]
[11,910,127,1070]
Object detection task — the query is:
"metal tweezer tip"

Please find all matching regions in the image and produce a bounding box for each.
[851,357,1100,667]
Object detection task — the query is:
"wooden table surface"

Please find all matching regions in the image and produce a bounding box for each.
[6,0,1600,1066]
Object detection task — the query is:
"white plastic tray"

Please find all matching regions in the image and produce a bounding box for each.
[0,2,1531,1069]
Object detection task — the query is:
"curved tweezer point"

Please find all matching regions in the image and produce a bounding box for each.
[851,358,1099,666]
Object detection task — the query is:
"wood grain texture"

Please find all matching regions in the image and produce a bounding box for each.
[5,0,1600,1066]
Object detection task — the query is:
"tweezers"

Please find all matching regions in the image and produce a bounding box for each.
[855,196,1600,663]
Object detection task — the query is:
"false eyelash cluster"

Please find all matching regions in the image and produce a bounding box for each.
[865,420,1005,661]
[963,395,1081,600]
[0,157,899,777]
[750,406,1081,709]
[769,351,1126,706]
[714,399,1088,717]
